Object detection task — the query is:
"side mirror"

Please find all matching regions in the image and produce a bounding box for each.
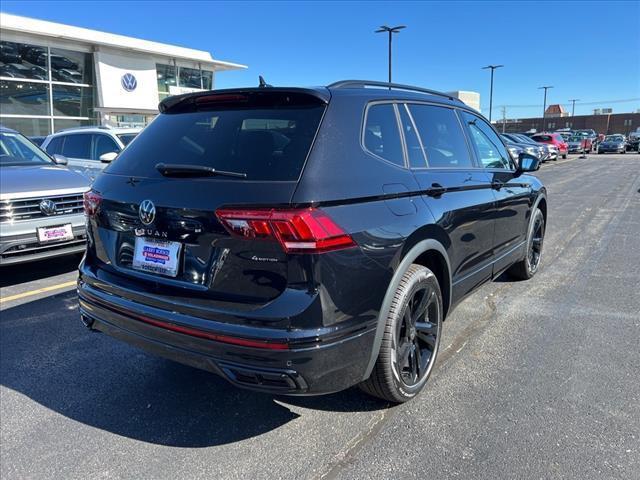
[52,154,68,165]
[99,151,118,163]
[517,153,540,173]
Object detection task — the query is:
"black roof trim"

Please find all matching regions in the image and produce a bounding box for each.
[328,80,463,103]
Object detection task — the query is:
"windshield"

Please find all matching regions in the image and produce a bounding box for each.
[568,136,583,142]
[532,135,552,142]
[0,132,53,167]
[107,104,326,181]
[605,135,623,141]
[116,133,138,146]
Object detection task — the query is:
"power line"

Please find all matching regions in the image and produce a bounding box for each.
[482,97,640,112]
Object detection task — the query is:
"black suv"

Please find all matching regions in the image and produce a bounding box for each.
[79,81,546,403]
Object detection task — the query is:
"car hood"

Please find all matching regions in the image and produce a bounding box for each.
[0,164,90,201]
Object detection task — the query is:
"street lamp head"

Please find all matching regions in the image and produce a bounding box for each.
[482,64,504,70]
[375,25,406,33]
[538,85,554,90]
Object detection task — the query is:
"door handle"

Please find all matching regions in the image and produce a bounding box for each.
[425,183,446,197]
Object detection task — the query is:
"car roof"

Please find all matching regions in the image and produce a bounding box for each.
[48,126,142,136]
[0,125,20,134]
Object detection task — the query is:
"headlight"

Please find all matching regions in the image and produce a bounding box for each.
[525,146,536,155]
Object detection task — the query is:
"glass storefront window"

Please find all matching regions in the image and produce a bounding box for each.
[50,47,93,85]
[179,66,202,89]
[0,80,50,116]
[0,40,49,80]
[53,118,93,132]
[52,85,94,117]
[202,70,213,90]
[156,63,176,93]
[0,117,51,137]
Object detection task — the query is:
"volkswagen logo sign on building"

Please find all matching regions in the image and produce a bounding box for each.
[39,199,57,216]
[139,200,156,225]
[121,72,137,92]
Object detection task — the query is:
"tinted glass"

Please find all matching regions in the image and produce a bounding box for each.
[45,136,64,155]
[398,104,426,168]
[62,134,92,159]
[462,112,513,169]
[0,41,49,80]
[107,105,326,181]
[0,132,51,166]
[179,67,202,89]
[52,85,94,117]
[532,135,552,142]
[50,48,93,85]
[364,104,404,166]
[408,105,472,168]
[116,133,138,146]
[202,71,213,90]
[0,117,50,136]
[0,81,50,115]
[156,63,176,94]
[93,134,120,159]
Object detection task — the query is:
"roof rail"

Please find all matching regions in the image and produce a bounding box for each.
[328,80,463,103]
[58,125,111,133]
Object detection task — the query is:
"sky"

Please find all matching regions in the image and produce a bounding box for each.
[2,0,639,118]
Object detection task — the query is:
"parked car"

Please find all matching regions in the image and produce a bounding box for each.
[501,134,537,162]
[78,80,547,403]
[41,126,141,180]
[626,130,639,151]
[597,134,627,154]
[28,136,46,147]
[0,126,89,265]
[575,129,598,151]
[531,133,568,159]
[566,135,590,154]
[507,133,551,162]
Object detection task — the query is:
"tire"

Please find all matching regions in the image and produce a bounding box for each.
[360,264,443,403]
[508,208,545,280]
[562,154,567,159]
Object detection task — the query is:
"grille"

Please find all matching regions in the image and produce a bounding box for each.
[0,193,84,223]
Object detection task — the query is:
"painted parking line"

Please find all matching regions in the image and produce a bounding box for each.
[0,280,77,305]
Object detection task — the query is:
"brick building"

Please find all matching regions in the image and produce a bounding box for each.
[494,112,640,135]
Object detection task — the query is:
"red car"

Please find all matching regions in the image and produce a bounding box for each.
[532,133,568,159]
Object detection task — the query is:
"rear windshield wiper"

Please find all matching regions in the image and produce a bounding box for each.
[155,163,247,179]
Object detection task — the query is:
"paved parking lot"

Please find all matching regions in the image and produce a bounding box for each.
[1,153,639,479]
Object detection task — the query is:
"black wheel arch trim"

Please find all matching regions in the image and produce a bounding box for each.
[363,238,451,379]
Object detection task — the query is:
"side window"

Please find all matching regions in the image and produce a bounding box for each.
[93,134,120,160]
[461,112,513,170]
[363,103,405,167]
[408,104,473,168]
[45,136,63,155]
[398,104,427,168]
[61,134,91,159]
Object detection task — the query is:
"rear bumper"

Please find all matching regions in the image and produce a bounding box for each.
[77,278,376,395]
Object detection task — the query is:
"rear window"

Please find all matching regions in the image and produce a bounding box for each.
[116,133,138,146]
[106,105,325,181]
[532,135,552,142]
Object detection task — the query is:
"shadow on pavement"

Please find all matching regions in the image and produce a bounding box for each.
[0,254,83,288]
[0,291,386,448]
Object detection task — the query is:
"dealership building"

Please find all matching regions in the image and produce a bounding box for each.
[0,13,246,136]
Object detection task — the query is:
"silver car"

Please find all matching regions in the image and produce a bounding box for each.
[0,126,90,265]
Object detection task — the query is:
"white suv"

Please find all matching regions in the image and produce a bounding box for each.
[41,126,141,180]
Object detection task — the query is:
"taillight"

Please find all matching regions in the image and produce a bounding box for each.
[216,208,356,254]
[83,191,102,216]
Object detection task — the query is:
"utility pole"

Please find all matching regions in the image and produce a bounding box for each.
[482,64,503,122]
[375,25,406,86]
[569,98,580,117]
[539,85,553,132]
[501,106,507,133]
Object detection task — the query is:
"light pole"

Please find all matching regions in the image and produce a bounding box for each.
[482,64,503,122]
[375,25,406,85]
[568,98,580,117]
[539,85,553,132]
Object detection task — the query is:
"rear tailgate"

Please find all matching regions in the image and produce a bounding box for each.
[86,89,328,311]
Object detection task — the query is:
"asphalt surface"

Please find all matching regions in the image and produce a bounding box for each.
[1,153,639,479]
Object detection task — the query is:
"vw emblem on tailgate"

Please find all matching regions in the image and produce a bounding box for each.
[138,200,156,225]
[121,72,137,92]
[39,199,57,216]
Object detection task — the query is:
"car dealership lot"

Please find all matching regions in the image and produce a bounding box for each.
[1,154,639,479]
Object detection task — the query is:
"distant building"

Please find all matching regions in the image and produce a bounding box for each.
[446,91,480,111]
[494,112,640,135]
[593,108,613,115]
[545,104,568,118]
